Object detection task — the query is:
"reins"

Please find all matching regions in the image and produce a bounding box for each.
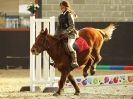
[43,34,67,61]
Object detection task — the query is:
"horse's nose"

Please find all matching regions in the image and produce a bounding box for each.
[31,48,36,54]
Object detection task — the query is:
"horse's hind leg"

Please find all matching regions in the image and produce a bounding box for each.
[68,73,80,95]
[53,71,69,96]
[83,55,94,78]
[90,48,102,75]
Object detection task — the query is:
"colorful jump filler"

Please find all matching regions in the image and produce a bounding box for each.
[55,65,133,87]
[59,74,133,87]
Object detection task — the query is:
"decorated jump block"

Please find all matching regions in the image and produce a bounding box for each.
[53,74,133,87]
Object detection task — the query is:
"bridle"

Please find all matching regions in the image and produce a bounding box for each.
[43,34,49,50]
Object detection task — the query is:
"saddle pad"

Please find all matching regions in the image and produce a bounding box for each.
[74,37,89,53]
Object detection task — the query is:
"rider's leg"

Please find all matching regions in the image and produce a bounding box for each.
[68,39,75,52]
[68,38,79,68]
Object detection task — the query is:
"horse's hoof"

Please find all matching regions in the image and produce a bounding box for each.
[83,72,88,78]
[74,91,80,96]
[53,93,60,96]
[90,70,95,75]
[74,92,80,96]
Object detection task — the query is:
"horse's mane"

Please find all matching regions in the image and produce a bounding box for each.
[47,34,65,50]
[47,34,57,40]
[47,34,69,56]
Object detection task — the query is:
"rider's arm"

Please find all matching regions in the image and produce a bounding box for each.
[63,13,75,34]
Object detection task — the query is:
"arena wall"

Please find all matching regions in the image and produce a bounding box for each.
[42,0,133,22]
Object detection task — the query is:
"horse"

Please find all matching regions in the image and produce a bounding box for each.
[79,24,116,76]
[31,24,116,96]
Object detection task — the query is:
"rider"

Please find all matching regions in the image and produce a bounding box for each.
[55,1,79,68]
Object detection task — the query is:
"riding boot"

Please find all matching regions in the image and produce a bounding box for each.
[71,51,79,68]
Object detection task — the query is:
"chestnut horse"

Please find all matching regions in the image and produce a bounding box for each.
[31,24,116,96]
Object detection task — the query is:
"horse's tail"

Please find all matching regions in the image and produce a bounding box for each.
[98,23,117,41]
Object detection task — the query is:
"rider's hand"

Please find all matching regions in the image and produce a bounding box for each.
[59,32,65,37]
[60,32,64,35]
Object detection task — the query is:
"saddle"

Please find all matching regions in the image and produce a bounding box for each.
[56,34,90,54]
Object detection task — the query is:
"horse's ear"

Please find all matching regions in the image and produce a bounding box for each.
[41,28,48,36]
[45,28,48,33]
[40,29,44,34]
[40,28,48,35]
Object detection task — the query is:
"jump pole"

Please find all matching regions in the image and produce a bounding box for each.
[96,65,133,70]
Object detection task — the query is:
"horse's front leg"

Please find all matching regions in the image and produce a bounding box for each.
[68,73,80,95]
[53,71,68,96]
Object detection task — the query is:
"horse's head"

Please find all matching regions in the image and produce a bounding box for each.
[31,28,48,55]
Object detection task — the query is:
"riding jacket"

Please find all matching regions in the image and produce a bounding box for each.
[55,10,77,39]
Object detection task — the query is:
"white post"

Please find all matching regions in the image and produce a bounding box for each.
[50,16,55,35]
[30,15,36,92]
[49,16,55,83]
[35,22,42,81]
[43,21,50,81]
